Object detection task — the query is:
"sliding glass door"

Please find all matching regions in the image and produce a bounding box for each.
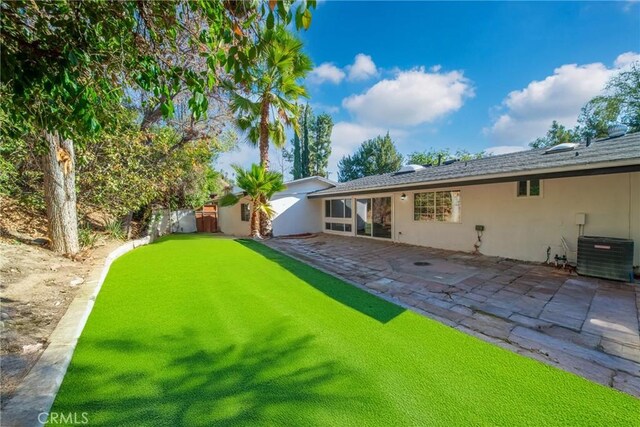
[356,197,392,239]
[356,198,371,236]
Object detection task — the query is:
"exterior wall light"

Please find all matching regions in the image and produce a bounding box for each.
[400,193,407,201]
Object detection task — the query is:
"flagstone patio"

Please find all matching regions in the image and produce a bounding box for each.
[265,233,640,397]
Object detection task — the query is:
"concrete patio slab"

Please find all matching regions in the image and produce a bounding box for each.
[266,233,640,397]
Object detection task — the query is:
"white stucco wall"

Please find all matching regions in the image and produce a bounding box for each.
[170,209,197,233]
[218,177,334,237]
[149,208,196,236]
[271,196,324,236]
[320,172,640,266]
[270,178,333,236]
[218,196,251,236]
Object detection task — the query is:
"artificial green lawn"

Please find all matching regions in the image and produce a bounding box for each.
[50,235,639,426]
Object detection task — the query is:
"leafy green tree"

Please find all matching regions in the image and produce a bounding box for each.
[310,113,333,177]
[1,102,232,234]
[0,0,315,254]
[220,164,286,238]
[407,148,484,165]
[406,148,451,166]
[455,149,486,161]
[286,105,333,179]
[337,133,403,182]
[529,120,580,148]
[577,62,640,138]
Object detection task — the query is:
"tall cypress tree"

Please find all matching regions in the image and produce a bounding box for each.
[288,105,333,179]
[300,104,312,176]
[291,131,303,179]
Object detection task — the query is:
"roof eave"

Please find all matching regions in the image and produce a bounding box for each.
[308,159,640,199]
[284,176,338,186]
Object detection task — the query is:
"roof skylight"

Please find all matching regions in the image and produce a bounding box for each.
[544,142,579,154]
[394,164,425,175]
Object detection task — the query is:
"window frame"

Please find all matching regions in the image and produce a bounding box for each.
[355,196,393,239]
[324,198,353,219]
[240,203,250,222]
[323,197,354,235]
[325,222,353,233]
[413,190,462,224]
[516,179,543,198]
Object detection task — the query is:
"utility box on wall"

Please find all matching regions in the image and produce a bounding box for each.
[577,236,634,282]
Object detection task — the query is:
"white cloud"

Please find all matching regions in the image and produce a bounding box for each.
[309,63,345,84]
[217,144,257,173]
[310,102,340,114]
[347,54,378,81]
[486,52,638,145]
[484,145,527,156]
[309,53,378,85]
[342,67,474,127]
[217,143,292,179]
[614,51,640,68]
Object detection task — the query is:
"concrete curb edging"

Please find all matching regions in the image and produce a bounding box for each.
[1,236,153,427]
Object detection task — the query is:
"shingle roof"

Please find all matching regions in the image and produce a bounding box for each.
[284,176,337,186]
[310,132,640,198]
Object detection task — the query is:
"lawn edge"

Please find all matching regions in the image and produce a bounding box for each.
[259,239,640,397]
[1,236,154,427]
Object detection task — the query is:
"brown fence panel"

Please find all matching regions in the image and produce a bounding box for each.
[195,210,218,233]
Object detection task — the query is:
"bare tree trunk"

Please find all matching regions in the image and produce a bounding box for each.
[42,131,80,255]
[259,98,270,169]
[250,202,260,238]
[122,211,134,239]
[259,194,272,237]
[258,98,272,237]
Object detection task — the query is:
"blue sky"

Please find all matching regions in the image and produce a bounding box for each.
[220,1,640,180]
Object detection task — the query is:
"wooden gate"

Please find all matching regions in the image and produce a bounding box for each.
[195,204,218,233]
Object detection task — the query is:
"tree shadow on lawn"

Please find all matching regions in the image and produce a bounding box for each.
[53,324,359,426]
[236,239,405,324]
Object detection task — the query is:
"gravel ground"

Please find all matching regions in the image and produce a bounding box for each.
[0,197,123,407]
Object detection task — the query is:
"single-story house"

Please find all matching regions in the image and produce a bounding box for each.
[218,131,640,272]
[217,176,336,236]
[311,131,640,268]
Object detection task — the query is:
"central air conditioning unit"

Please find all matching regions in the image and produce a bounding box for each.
[577,236,634,282]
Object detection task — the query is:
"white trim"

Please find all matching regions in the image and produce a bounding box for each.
[308,159,640,198]
[353,195,394,240]
[284,176,337,186]
[324,225,354,235]
[412,189,463,224]
[515,179,544,199]
[323,197,354,221]
[322,197,355,236]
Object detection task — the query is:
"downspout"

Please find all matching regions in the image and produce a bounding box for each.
[393,193,397,243]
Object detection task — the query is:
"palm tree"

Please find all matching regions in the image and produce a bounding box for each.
[231,27,312,170]
[220,164,286,238]
[231,26,311,236]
